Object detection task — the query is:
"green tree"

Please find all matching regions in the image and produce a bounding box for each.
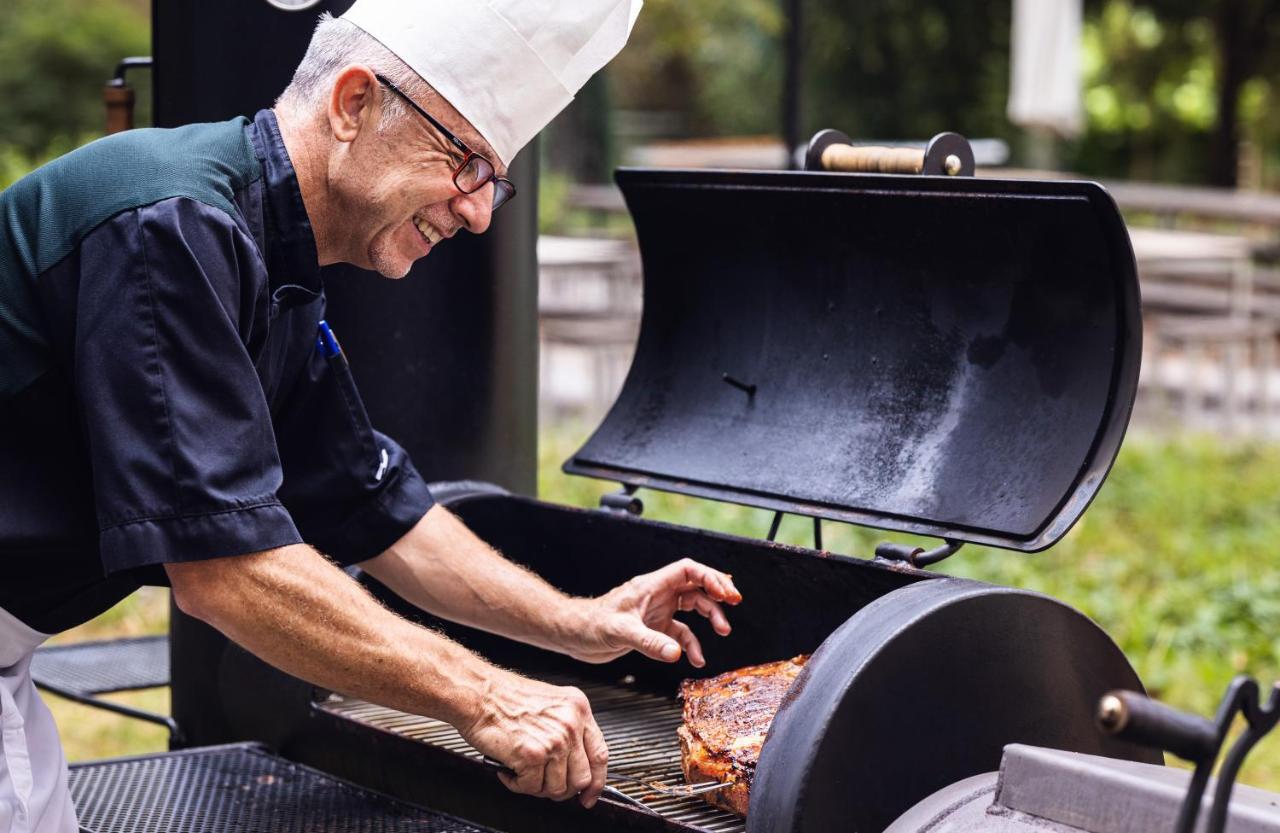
[1204,0,1280,186]
[609,0,785,137]
[0,0,149,159]
[1074,0,1280,186]
[801,0,1014,145]
[608,0,1280,187]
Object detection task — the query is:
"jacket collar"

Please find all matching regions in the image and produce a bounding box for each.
[247,109,322,298]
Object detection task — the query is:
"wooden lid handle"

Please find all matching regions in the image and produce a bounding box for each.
[820,144,925,175]
[804,129,975,177]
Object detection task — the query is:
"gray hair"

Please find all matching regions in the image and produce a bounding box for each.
[276,13,429,128]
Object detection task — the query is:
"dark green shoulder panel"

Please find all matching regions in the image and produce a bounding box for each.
[0,116,260,397]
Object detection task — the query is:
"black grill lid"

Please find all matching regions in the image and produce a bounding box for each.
[564,169,1141,552]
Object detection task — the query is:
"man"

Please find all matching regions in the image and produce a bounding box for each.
[0,2,742,830]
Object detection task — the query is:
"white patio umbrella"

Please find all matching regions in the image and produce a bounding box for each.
[1007,0,1084,138]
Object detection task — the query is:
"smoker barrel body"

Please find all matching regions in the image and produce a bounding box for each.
[175,489,1155,833]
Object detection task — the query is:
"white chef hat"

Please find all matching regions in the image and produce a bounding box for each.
[343,0,643,166]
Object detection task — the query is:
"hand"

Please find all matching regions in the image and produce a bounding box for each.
[461,668,609,808]
[567,558,742,667]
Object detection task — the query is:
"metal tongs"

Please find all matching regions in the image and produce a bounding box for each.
[480,756,654,813]
[480,756,729,811]
[605,771,733,798]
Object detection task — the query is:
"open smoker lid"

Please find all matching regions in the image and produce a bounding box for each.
[565,169,1141,552]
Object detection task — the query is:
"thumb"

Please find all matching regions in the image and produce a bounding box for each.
[615,617,682,662]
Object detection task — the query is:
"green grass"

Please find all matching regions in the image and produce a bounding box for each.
[48,430,1280,790]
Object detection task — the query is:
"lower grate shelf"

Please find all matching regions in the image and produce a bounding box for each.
[318,675,747,833]
[70,743,505,833]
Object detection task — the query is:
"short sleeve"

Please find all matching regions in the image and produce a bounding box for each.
[72,197,302,574]
[271,307,435,565]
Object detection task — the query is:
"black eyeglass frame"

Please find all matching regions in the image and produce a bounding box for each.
[374,72,516,211]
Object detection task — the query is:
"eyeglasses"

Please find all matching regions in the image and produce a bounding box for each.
[375,72,516,212]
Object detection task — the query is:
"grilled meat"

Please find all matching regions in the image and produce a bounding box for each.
[677,655,809,816]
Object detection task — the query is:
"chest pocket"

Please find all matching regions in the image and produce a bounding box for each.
[317,320,386,483]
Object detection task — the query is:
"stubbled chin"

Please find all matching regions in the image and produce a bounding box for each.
[368,222,427,278]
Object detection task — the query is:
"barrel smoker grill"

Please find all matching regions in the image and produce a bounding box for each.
[171,167,1155,833]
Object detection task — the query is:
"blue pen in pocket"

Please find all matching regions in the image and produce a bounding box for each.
[317,319,345,364]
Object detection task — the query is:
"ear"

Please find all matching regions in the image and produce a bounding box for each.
[326,64,380,143]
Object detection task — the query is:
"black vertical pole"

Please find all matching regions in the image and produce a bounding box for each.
[782,0,803,169]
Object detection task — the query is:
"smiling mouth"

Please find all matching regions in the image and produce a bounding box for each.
[413,215,445,247]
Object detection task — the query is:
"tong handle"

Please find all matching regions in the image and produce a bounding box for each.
[481,756,655,812]
[480,755,517,778]
[1097,689,1218,763]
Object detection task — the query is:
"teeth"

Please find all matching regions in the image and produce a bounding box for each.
[413,216,443,245]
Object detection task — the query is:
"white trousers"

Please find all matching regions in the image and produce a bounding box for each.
[0,606,77,833]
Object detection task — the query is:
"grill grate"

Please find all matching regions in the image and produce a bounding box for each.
[319,677,747,833]
[70,743,503,833]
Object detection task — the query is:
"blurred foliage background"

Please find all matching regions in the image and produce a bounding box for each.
[4,0,1279,188]
[580,0,1280,187]
[0,0,149,187]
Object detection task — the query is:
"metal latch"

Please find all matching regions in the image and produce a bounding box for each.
[1097,676,1280,833]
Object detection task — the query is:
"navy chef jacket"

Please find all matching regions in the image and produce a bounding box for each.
[0,109,435,634]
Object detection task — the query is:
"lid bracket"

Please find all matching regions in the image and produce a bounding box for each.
[767,511,784,542]
[765,511,824,551]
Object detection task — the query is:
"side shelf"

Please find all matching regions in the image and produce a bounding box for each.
[70,742,504,833]
[32,635,180,744]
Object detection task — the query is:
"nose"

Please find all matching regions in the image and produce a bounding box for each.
[451,184,494,235]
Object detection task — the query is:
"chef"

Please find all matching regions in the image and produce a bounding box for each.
[0,1,743,830]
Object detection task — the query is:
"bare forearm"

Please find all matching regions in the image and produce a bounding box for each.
[166,544,491,728]
[359,505,581,653]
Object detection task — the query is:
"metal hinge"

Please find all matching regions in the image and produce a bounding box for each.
[599,484,644,516]
[874,538,965,568]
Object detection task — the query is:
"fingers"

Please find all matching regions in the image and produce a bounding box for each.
[565,743,592,806]
[614,615,682,662]
[577,718,609,808]
[668,558,742,605]
[497,751,546,796]
[542,747,570,800]
[666,618,705,667]
[678,590,732,636]
[517,746,550,796]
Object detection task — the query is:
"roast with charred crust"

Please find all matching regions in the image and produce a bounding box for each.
[677,655,809,816]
